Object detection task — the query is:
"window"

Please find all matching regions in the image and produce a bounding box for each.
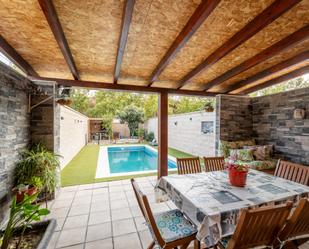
[201,121,214,134]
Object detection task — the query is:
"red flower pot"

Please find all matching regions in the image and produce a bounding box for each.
[228,168,248,187]
[15,186,37,203]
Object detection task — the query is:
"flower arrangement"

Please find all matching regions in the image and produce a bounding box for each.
[225,162,249,187]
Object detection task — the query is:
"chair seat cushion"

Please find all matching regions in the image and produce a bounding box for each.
[153,209,197,243]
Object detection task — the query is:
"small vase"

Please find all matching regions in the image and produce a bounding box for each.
[228,168,248,187]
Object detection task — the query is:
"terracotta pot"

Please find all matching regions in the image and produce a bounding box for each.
[15,186,38,203]
[228,168,248,187]
[205,106,214,112]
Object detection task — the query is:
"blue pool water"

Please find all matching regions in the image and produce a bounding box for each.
[108,146,177,174]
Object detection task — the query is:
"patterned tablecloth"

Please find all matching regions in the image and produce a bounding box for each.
[155,170,309,246]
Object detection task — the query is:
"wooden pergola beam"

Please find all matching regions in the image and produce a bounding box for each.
[202,25,309,91]
[28,76,217,97]
[203,25,309,91]
[114,0,135,84]
[148,0,221,86]
[38,0,79,80]
[158,92,168,178]
[223,50,309,93]
[240,65,309,94]
[0,35,38,76]
[177,0,302,89]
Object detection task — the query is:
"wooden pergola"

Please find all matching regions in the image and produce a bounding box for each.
[1,0,308,178]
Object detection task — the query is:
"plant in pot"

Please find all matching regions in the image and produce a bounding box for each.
[0,194,55,249]
[13,177,43,203]
[225,163,249,187]
[204,101,214,112]
[14,143,60,204]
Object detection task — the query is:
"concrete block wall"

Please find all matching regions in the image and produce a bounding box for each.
[252,88,309,165]
[146,111,215,157]
[0,63,30,222]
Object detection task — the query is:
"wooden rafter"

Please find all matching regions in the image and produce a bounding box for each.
[223,51,309,93]
[202,25,309,91]
[240,65,309,94]
[38,0,79,80]
[114,0,135,84]
[177,0,302,89]
[29,76,217,97]
[148,0,221,86]
[0,35,38,76]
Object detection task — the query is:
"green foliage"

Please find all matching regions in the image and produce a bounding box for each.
[69,89,90,115]
[117,105,144,137]
[101,116,113,137]
[137,128,145,139]
[168,96,214,115]
[14,144,60,194]
[250,77,309,97]
[145,132,155,142]
[0,194,50,249]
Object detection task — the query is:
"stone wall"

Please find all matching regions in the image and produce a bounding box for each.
[252,88,309,165]
[0,63,30,222]
[146,111,215,157]
[215,95,253,154]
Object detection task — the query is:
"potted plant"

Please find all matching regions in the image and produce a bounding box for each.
[225,163,249,187]
[56,98,72,106]
[14,143,60,202]
[204,102,214,112]
[0,194,55,249]
[13,177,43,203]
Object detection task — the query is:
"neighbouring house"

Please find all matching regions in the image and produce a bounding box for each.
[145,111,216,157]
[59,105,89,169]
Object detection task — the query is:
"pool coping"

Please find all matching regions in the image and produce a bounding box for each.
[95,144,177,178]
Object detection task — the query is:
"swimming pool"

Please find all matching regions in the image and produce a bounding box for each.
[108,146,176,174]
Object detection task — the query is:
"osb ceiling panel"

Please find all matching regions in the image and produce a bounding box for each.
[53,0,123,82]
[210,39,309,92]
[185,0,309,90]
[230,61,309,94]
[120,0,200,80]
[158,0,275,82]
[0,0,72,79]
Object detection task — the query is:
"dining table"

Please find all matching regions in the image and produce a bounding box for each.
[155,169,309,246]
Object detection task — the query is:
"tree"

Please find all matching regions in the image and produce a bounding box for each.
[117,105,144,137]
[69,90,90,115]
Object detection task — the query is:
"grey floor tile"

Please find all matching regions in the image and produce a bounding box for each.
[108,180,122,186]
[85,238,113,249]
[63,214,88,230]
[61,186,78,192]
[90,201,110,212]
[56,227,86,248]
[92,182,108,188]
[75,189,93,197]
[49,207,70,219]
[86,222,112,242]
[112,218,136,237]
[68,204,91,216]
[88,210,111,225]
[134,217,148,231]
[109,186,125,193]
[78,184,93,190]
[110,191,126,201]
[52,199,72,209]
[111,207,132,221]
[72,196,92,206]
[114,232,142,249]
[47,231,60,249]
[92,188,109,196]
[59,244,84,249]
[110,199,129,209]
[55,217,65,231]
[130,206,143,217]
[139,230,153,249]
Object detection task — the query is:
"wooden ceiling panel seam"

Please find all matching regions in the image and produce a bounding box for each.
[147,0,221,86]
[224,50,309,93]
[201,24,309,91]
[240,65,309,94]
[114,0,136,84]
[176,0,302,89]
[38,0,80,80]
[0,35,38,77]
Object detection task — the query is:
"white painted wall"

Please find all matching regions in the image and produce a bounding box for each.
[59,106,89,169]
[145,111,215,157]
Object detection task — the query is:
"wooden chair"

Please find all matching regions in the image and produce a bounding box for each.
[275,198,309,248]
[177,157,202,175]
[274,159,309,186]
[131,179,200,249]
[218,202,293,249]
[203,156,225,172]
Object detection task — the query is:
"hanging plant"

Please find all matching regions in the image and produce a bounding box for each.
[56,98,72,105]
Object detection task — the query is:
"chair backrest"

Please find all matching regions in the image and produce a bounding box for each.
[277,198,309,243]
[131,179,165,247]
[274,160,309,186]
[176,157,201,175]
[227,202,293,249]
[203,156,225,172]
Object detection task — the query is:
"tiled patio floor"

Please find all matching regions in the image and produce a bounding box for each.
[46,176,176,249]
[46,176,309,249]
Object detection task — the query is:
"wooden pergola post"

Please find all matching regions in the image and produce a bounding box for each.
[158,92,168,179]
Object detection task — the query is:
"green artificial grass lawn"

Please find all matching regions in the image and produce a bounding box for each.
[61,144,195,187]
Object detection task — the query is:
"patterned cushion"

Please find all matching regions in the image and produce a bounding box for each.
[220,236,232,248]
[245,159,278,170]
[244,145,274,160]
[229,149,254,161]
[154,209,197,243]
[220,139,256,158]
